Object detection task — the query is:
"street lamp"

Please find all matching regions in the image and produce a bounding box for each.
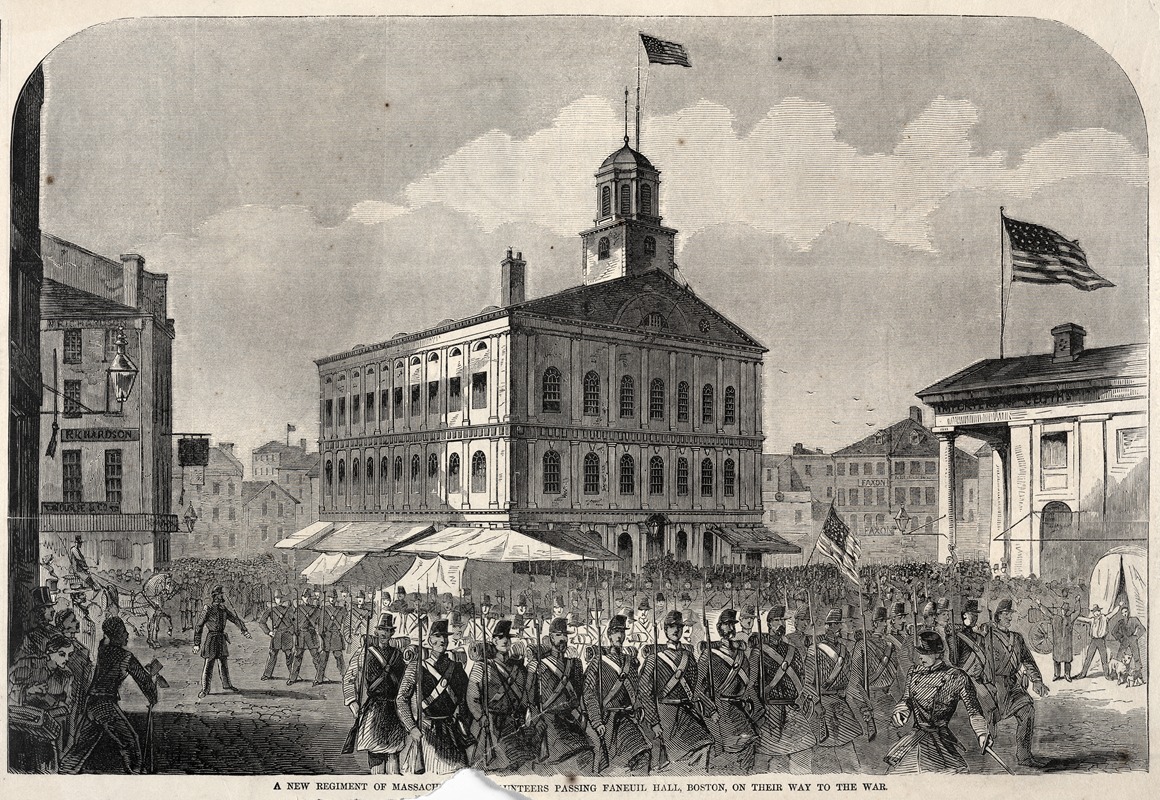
[107,328,139,411]
[894,506,911,534]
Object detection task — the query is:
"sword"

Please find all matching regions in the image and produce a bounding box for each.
[984,743,1014,774]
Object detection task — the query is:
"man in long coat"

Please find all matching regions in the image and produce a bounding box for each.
[193,584,251,698]
[343,613,407,774]
[288,590,323,686]
[583,614,651,773]
[467,619,535,772]
[696,607,759,772]
[526,617,594,774]
[800,608,869,773]
[1032,596,1082,681]
[982,598,1050,767]
[259,593,295,681]
[318,590,348,683]
[396,618,472,774]
[641,610,712,770]
[750,604,817,774]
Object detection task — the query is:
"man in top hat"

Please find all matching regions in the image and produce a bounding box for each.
[885,630,991,774]
[641,609,712,769]
[695,607,759,772]
[799,608,871,773]
[193,584,251,698]
[526,616,595,772]
[467,619,534,772]
[751,604,817,774]
[951,599,999,725]
[628,598,653,647]
[317,590,348,684]
[1030,594,1082,682]
[259,592,295,681]
[929,597,960,666]
[288,589,324,686]
[396,618,472,774]
[19,584,62,660]
[68,535,99,592]
[462,595,494,647]
[343,612,407,774]
[980,598,1049,767]
[583,613,651,773]
[1075,601,1122,679]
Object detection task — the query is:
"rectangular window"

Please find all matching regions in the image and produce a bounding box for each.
[827,464,834,476]
[410,385,421,416]
[63,380,82,418]
[925,487,936,506]
[62,450,83,503]
[837,488,845,505]
[104,449,123,506]
[212,507,220,521]
[910,487,922,506]
[448,377,462,412]
[1041,432,1068,469]
[103,329,120,362]
[837,462,846,476]
[63,329,82,364]
[863,488,873,505]
[804,464,812,476]
[895,487,906,506]
[428,380,439,410]
[894,461,905,475]
[213,535,221,548]
[228,507,236,521]
[825,486,833,499]
[337,397,346,426]
[351,395,361,424]
[676,385,689,422]
[876,487,885,506]
[228,532,237,547]
[471,372,488,409]
[365,391,375,421]
[278,502,285,516]
[847,489,857,506]
[212,482,221,495]
[876,462,885,475]
[925,460,937,475]
[910,461,921,475]
[325,399,334,427]
[380,390,389,421]
[260,525,269,541]
[393,387,404,418]
[1118,427,1147,461]
[849,463,858,476]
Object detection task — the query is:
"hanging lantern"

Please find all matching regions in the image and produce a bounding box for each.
[108,328,139,409]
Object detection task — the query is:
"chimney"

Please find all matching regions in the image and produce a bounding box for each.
[219,442,235,455]
[501,248,526,306]
[120,254,144,309]
[793,442,803,455]
[909,405,923,425]
[1051,322,1087,362]
[300,438,308,452]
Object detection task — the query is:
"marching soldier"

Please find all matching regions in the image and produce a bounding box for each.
[318,591,348,683]
[343,613,407,774]
[887,602,915,699]
[696,607,759,772]
[396,618,473,774]
[641,610,712,769]
[526,617,595,773]
[288,590,323,686]
[951,599,999,725]
[349,591,375,647]
[752,605,816,774]
[193,584,251,698]
[583,614,651,773]
[800,608,869,773]
[981,598,1050,768]
[628,598,653,647]
[511,596,536,642]
[885,630,991,773]
[467,619,535,772]
[848,606,900,740]
[259,592,295,681]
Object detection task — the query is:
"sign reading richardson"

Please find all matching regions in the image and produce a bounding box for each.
[41,501,121,514]
[61,428,140,442]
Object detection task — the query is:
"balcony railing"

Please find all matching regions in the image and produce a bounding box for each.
[39,511,179,534]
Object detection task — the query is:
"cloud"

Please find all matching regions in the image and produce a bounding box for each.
[347,201,411,225]
[387,95,1146,253]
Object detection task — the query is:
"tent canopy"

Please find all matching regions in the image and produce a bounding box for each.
[1089,546,1146,624]
[300,551,413,587]
[396,526,617,562]
[308,521,435,553]
[276,520,333,550]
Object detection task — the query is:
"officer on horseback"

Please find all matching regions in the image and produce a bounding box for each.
[68,535,99,593]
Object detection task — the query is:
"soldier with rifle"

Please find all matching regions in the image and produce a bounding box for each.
[342,612,406,774]
[467,619,535,772]
[950,599,999,725]
[396,617,472,774]
[800,608,869,773]
[641,609,711,770]
[349,591,375,652]
[583,613,651,773]
[980,598,1050,768]
[259,592,295,681]
[695,607,759,772]
[887,602,915,699]
[526,616,595,773]
[317,590,348,684]
[752,605,816,774]
[848,606,898,741]
[288,589,324,686]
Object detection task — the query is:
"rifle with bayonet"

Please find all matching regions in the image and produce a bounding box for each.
[650,601,670,770]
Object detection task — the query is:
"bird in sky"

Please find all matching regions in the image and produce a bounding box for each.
[806,391,816,395]
[777,369,788,374]
[865,422,875,426]
[853,396,861,401]
[832,420,840,424]
[866,407,875,412]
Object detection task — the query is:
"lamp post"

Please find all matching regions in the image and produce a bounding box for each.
[894,506,911,534]
[107,328,139,412]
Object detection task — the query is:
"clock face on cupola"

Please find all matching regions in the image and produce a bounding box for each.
[580,136,679,286]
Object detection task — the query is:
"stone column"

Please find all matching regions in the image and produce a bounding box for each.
[988,442,1008,571]
[935,430,957,563]
[1008,423,1034,577]
[1078,415,1110,539]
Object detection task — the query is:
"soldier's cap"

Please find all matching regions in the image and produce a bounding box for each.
[889,602,907,619]
[962,599,980,614]
[554,596,565,608]
[74,534,84,542]
[767,605,788,623]
[638,598,651,611]
[718,608,739,626]
[742,605,756,616]
[375,613,396,631]
[492,619,513,638]
[825,608,844,625]
[1090,604,1102,612]
[482,595,492,606]
[679,592,692,602]
[549,617,569,636]
[994,598,1015,615]
[212,585,225,597]
[428,619,450,638]
[448,611,464,626]
[327,590,338,601]
[921,601,936,616]
[663,610,684,628]
[655,592,666,603]
[935,597,951,612]
[872,606,888,623]
[915,630,945,655]
[301,589,313,599]
[355,591,366,600]
[607,614,628,633]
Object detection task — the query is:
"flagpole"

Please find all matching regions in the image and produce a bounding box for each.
[636,43,642,151]
[999,206,1006,360]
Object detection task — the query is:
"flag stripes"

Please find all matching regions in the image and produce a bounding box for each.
[640,33,692,67]
[816,505,860,585]
[1003,213,1114,291]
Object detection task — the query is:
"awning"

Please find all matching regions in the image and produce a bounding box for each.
[711,525,801,555]
[301,552,366,584]
[308,521,435,553]
[300,551,415,586]
[395,526,617,562]
[276,520,334,550]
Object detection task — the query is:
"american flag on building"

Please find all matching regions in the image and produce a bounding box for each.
[640,33,692,67]
[815,504,860,585]
[1003,213,1114,291]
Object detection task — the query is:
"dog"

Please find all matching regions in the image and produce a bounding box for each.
[1108,653,1146,687]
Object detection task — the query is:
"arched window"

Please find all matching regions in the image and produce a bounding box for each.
[640,184,652,215]
[620,183,631,214]
[352,457,360,489]
[703,531,714,566]
[619,454,635,495]
[702,384,715,424]
[643,235,656,256]
[677,458,689,496]
[380,457,389,494]
[366,457,374,494]
[410,356,421,366]
[448,453,461,493]
[619,376,635,418]
[676,529,688,561]
[449,347,461,357]
[724,386,736,425]
[723,458,736,497]
[543,451,561,494]
[471,451,487,493]
[428,453,439,478]
[411,455,421,488]
[583,453,600,495]
[598,237,610,260]
[700,458,714,497]
[649,378,665,419]
[325,460,333,489]
[393,456,403,486]
[864,514,873,531]
[649,456,665,495]
[677,382,690,422]
[583,371,601,416]
[542,367,562,414]
[338,459,346,495]
[601,185,611,217]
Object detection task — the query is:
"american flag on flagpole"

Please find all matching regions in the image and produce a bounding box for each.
[1003,214,1114,291]
[815,505,861,585]
[640,33,692,67]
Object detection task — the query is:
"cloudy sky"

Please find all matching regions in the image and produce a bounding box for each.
[39,16,1147,462]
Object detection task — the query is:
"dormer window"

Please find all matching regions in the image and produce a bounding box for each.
[598,237,610,260]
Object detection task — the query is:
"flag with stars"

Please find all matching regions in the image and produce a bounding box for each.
[815,505,860,586]
[1003,213,1114,291]
[640,33,692,67]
